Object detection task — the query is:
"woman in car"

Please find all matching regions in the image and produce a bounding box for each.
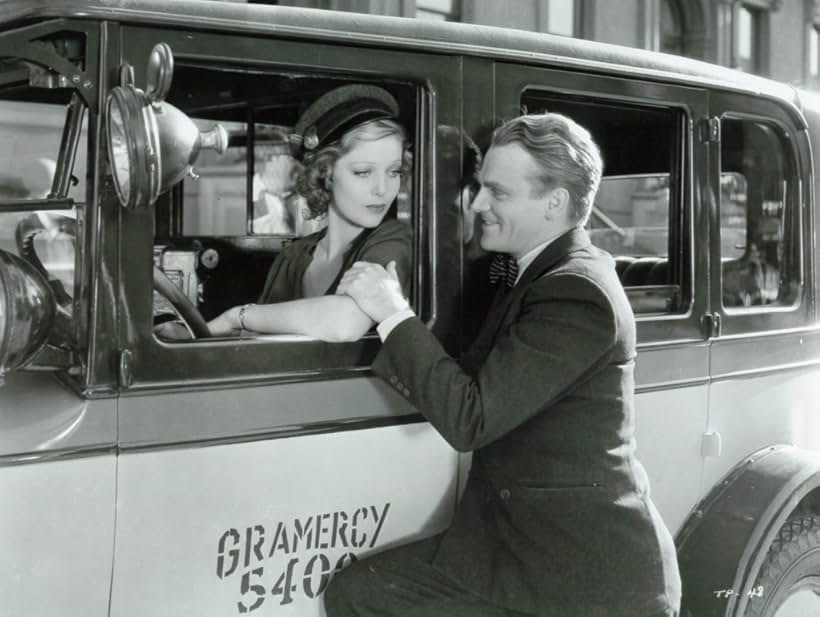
[206,84,412,342]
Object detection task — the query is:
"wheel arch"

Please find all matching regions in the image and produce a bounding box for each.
[676,444,820,617]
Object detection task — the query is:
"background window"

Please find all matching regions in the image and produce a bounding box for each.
[546,0,576,36]
[720,117,800,308]
[809,25,820,87]
[660,0,684,55]
[182,121,322,238]
[736,4,763,73]
[182,118,247,237]
[415,0,460,21]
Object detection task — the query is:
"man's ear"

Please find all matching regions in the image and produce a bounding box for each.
[544,187,570,221]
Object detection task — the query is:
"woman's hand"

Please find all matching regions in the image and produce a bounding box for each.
[154,320,194,340]
[207,306,241,337]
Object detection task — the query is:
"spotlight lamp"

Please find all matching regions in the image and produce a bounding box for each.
[105,43,227,209]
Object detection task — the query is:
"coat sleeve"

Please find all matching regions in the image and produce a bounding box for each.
[353,220,413,296]
[373,272,618,451]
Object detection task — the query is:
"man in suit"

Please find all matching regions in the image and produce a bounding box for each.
[328,112,681,617]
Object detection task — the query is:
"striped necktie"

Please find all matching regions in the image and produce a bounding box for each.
[488,253,519,289]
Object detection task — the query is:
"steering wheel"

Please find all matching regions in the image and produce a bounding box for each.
[153,265,211,338]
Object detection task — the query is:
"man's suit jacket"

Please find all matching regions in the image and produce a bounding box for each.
[373,228,681,617]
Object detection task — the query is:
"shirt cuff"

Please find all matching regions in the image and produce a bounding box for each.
[376,308,416,341]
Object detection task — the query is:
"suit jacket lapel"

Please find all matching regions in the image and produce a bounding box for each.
[461,283,511,375]
[463,228,593,372]
[515,227,591,291]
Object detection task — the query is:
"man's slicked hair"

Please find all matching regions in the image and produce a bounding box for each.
[490,112,603,226]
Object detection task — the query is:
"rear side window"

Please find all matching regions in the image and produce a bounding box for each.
[522,92,686,315]
[719,117,801,309]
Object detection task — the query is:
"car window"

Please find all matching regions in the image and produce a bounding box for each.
[720,117,800,309]
[522,92,686,315]
[152,62,417,339]
[0,82,87,312]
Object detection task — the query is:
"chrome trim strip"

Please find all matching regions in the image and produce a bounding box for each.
[0,443,115,467]
[0,415,426,464]
[120,365,368,394]
[636,378,711,394]
[119,413,425,454]
[710,357,820,383]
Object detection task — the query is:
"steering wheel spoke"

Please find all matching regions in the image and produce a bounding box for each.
[153,266,211,338]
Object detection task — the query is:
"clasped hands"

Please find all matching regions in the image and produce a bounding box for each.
[155,260,407,341]
[336,260,409,324]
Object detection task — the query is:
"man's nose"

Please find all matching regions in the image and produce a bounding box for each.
[470,189,488,212]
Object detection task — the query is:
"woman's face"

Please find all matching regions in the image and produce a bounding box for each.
[330,133,404,229]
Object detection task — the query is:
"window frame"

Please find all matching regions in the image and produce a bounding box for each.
[117,25,460,390]
[0,18,105,388]
[495,63,709,345]
[709,90,812,337]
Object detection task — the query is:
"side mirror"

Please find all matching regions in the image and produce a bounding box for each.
[105,43,227,209]
[0,250,56,385]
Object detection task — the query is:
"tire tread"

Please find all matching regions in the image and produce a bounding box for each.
[745,512,820,617]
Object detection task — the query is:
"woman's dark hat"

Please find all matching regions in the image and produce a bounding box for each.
[290,84,399,157]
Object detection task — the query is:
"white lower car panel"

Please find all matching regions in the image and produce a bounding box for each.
[0,455,116,617]
[634,383,709,534]
[110,423,458,617]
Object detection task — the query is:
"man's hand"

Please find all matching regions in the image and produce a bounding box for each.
[337,261,409,323]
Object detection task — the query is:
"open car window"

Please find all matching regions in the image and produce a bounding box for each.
[152,62,416,341]
[521,91,687,316]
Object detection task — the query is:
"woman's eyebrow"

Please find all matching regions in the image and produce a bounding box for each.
[346,158,403,165]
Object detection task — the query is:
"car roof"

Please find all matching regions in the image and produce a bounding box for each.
[0,0,800,108]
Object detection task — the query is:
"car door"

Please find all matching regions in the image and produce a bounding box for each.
[108,23,463,617]
[493,62,711,534]
[704,91,820,493]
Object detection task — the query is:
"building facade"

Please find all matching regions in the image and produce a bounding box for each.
[243,0,820,89]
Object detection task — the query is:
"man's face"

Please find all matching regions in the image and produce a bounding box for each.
[471,143,559,259]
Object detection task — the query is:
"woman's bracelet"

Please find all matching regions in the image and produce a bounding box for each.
[237,303,256,331]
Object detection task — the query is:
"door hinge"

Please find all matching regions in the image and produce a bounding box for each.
[701,431,722,458]
[699,117,721,143]
[118,349,134,389]
[701,312,721,338]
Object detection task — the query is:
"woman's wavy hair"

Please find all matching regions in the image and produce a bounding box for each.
[490,112,602,227]
[294,118,412,219]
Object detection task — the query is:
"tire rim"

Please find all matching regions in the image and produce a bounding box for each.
[773,575,820,617]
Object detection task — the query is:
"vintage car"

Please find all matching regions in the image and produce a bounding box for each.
[2,2,820,616]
